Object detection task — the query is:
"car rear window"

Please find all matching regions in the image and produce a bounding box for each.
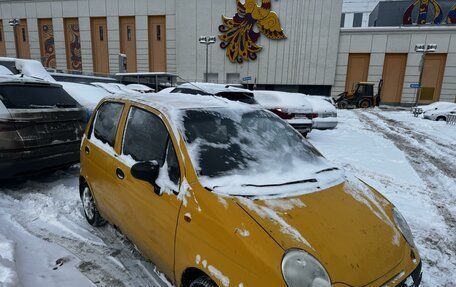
[217,92,257,105]
[0,84,79,109]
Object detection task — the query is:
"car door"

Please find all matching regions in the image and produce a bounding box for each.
[113,105,183,279]
[82,101,125,224]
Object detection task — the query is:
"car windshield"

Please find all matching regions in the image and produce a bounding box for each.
[179,108,344,197]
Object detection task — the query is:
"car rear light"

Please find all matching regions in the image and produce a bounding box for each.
[306,113,319,119]
[271,108,295,120]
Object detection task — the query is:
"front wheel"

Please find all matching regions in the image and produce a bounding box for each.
[81,185,106,227]
[190,276,218,287]
[338,100,349,109]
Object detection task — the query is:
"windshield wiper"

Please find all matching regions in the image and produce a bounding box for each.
[316,167,339,174]
[241,178,317,188]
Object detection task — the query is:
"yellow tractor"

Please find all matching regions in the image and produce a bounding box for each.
[334,80,382,109]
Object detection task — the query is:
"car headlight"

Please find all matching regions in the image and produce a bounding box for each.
[393,207,415,248]
[281,249,331,287]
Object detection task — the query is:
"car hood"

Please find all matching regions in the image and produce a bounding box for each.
[234,178,405,286]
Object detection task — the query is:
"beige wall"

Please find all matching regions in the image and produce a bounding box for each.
[334,26,456,104]
[0,0,176,74]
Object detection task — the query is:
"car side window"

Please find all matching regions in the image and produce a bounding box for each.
[123,107,181,185]
[92,102,124,147]
[123,107,169,165]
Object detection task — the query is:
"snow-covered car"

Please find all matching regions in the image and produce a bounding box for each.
[0,78,85,180]
[253,90,313,136]
[60,82,112,120]
[423,105,456,121]
[304,95,338,130]
[80,93,422,287]
[171,82,257,104]
[418,101,456,114]
[0,57,56,82]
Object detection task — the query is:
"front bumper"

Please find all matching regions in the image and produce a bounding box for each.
[396,261,422,287]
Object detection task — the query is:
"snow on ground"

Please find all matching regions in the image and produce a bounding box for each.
[0,108,454,286]
[308,109,456,287]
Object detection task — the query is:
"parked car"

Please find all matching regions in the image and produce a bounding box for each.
[304,95,338,130]
[254,91,338,131]
[60,81,112,120]
[423,105,456,121]
[80,93,422,287]
[253,90,313,136]
[171,82,258,104]
[418,101,456,114]
[0,78,86,180]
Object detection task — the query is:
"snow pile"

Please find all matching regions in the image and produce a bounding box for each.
[0,234,18,287]
[15,58,56,82]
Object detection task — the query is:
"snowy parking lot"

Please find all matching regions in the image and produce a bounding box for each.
[0,108,455,287]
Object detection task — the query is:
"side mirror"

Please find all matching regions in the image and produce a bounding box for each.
[131,161,161,195]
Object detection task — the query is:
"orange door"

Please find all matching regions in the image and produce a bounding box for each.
[14,19,31,59]
[91,17,109,74]
[119,17,137,72]
[0,20,6,56]
[381,54,407,104]
[149,16,166,72]
[38,18,56,68]
[345,53,370,92]
[420,54,447,103]
[64,18,82,71]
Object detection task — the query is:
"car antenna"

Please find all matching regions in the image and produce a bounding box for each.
[176,75,214,96]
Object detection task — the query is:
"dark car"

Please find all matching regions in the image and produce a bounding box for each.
[0,79,86,180]
[171,83,258,105]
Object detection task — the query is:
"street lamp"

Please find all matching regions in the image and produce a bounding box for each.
[414,43,437,106]
[9,19,20,58]
[199,36,216,82]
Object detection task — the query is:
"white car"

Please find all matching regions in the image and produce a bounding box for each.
[423,105,456,121]
[253,91,314,136]
[304,95,338,130]
[418,101,456,114]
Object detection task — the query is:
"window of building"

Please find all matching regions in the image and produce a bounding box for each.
[227,73,241,84]
[93,102,124,147]
[340,13,346,27]
[353,13,363,27]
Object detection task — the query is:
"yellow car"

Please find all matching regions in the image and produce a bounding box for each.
[79,93,422,287]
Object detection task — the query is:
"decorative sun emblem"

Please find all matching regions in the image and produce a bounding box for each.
[219,0,287,63]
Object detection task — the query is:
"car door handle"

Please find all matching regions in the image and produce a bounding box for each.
[116,168,125,180]
[84,146,90,155]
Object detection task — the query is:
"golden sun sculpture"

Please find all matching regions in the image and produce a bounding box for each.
[219,0,287,63]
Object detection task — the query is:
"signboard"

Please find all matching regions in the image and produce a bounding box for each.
[410,83,421,89]
[242,76,252,81]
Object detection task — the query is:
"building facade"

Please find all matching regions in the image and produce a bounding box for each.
[0,0,455,104]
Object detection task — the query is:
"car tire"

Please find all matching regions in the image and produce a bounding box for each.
[358,99,371,109]
[189,276,218,287]
[436,116,446,121]
[338,100,349,109]
[81,185,106,227]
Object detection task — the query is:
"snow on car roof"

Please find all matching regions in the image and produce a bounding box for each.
[177,82,253,95]
[107,92,258,115]
[253,90,335,113]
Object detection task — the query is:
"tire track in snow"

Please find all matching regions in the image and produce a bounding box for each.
[356,111,456,243]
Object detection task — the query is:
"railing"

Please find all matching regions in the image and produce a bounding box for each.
[412,107,423,117]
[447,114,456,125]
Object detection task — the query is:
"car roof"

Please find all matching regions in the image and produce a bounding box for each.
[176,82,253,95]
[104,92,259,118]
